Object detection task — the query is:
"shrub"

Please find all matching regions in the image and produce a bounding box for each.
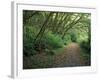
[80,40,90,54]
[33,39,46,52]
[45,32,64,49]
[63,35,72,45]
[70,32,77,42]
[23,26,38,56]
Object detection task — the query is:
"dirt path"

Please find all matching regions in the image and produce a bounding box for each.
[23,42,87,69]
[54,42,85,67]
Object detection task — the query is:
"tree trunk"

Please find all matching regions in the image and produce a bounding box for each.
[62,14,83,39]
[34,12,53,43]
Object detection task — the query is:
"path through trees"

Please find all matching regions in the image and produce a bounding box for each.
[23,10,91,69]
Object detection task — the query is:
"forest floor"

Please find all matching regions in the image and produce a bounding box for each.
[53,42,87,67]
[23,42,90,69]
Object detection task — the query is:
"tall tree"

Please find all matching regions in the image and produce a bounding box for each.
[34,12,53,43]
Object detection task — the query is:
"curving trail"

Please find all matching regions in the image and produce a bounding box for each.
[23,42,88,69]
[54,43,85,67]
[64,43,84,66]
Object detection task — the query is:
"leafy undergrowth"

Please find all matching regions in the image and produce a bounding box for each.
[80,50,91,66]
[23,43,90,69]
[23,47,65,69]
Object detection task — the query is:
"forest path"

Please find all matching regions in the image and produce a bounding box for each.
[54,42,85,67]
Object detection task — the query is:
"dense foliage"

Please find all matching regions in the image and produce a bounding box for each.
[23,10,91,68]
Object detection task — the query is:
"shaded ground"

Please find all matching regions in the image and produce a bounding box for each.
[23,43,90,69]
[53,43,86,67]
